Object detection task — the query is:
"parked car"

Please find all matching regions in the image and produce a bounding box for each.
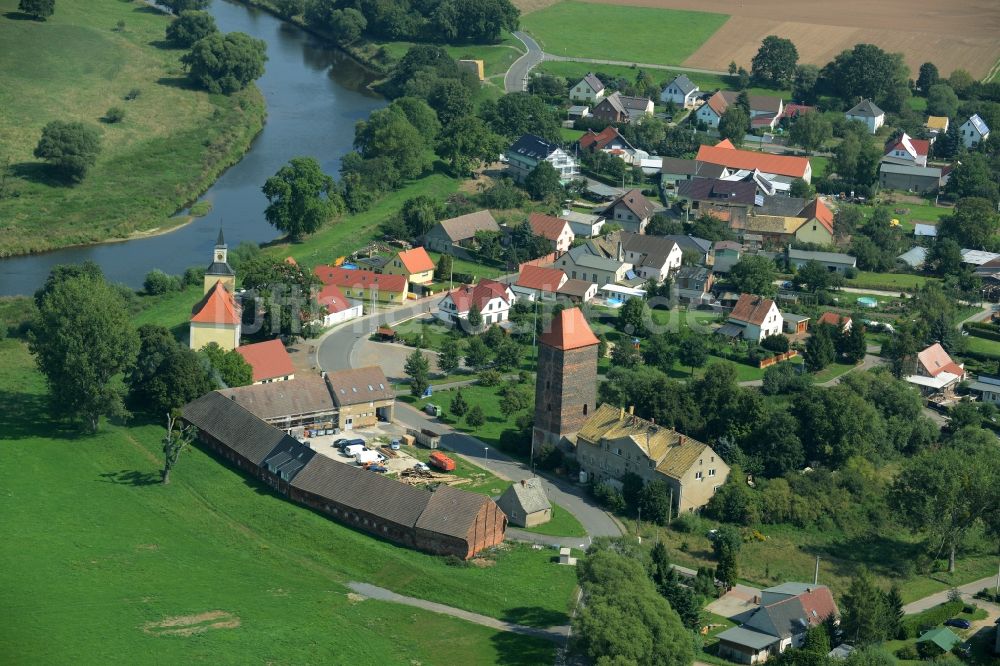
[342,443,367,458]
[413,462,430,472]
[355,450,386,466]
[338,438,365,452]
[944,618,971,629]
[390,439,401,450]
[367,464,388,473]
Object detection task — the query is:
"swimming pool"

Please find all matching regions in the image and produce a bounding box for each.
[857,296,878,308]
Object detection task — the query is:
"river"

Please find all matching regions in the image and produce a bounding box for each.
[0,0,385,296]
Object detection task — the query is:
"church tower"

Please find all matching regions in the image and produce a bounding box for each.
[533,307,599,448]
[203,226,236,294]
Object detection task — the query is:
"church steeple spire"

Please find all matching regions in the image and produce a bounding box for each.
[216,224,226,248]
[204,222,235,294]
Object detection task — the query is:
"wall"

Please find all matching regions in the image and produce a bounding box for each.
[533,343,599,446]
[338,399,393,429]
[190,322,240,351]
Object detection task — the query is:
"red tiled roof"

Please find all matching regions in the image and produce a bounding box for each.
[539,307,599,350]
[782,104,816,119]
[313,266,408,293]
[730,293,776,326]
[884,133,929,158]
[516,264,566,292]
[697,141,810,179]
[918,343,965,378]
[317,283,354,314]
[605,188,656,221]
[799,198,834,234]
[190,281,241,325]
[579,126,628,151]
[704,91,729,117]
[236,339,294,383]
[797,587,839,625]
[397,247,434,274]
[446,279,511,312]
[817,312,850,328]
[528,213,571,242]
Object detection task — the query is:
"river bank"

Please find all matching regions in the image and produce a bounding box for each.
[0,0,267,257]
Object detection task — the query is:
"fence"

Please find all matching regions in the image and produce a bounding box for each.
[757,350,799,369]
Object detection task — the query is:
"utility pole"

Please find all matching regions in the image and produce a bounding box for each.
[814,556,821,585]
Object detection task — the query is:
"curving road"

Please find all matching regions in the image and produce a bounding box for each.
[505,31,544,93]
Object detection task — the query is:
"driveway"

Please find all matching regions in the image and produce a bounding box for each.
[903,576,1000,614]
[505,31,543,93]
[395,402,623,539]
[705,583,763,619]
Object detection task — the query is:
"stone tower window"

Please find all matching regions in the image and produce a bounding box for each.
[583,404,588,415]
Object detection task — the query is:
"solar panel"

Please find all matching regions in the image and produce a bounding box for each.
[754,195,764,206]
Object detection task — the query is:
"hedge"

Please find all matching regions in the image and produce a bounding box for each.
[963,322,1000,342]
[899,599,965,639]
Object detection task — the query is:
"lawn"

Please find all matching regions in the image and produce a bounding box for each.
[876,199,953,230]
[811,361,858,383]
[846,271,932,292]
[521,503,588,538]
[560,127,586,143]
[426,250,507,281]
[377,31,524,79]
[522,1,728,67]
[0,0,265,255]
[963,335,1000,359]
[0,338,574,662]
[811,155,830,179]
[410,382,530,450]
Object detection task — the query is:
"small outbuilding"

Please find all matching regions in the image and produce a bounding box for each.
[497,478,551,528]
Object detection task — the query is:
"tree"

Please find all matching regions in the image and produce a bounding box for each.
[948,69,975,97]
[450,390,469,417]
[736,67,750,90]
[161,413,195,485]
[713,526,741,589]
[464,335,491,370]
[840,568,890,645]
[751,35,798,88]
[128,325,213,415]
[638,480,672,525]
[199,342,252,387]
[926,83,959,118]
[885,584,904,640]
[499,385,530,419]
[833,131,883,187]
[436,115,504,177]
[434,253,453,281]
[788,112,832,152]
[33,121,101,182]
[792,64,820,104]
[182,31,267,94]
[926,237,963,275]
[274,0,304,17]
[482,92,561,142]
[354,106,430,180]
[678,335,708,376]
[841,323,866,364]
[18,0,54,19]
[730,255,777,296]
[404,349,430,397]
[821,44,908,111]
[29,272,139,432]
[465,404,485,427]
[328,8,366,43]
[804,324,836,371]
[162,0,209,13]
[796,259,838,292]
[617,297,648,336]
[749,410,803,476]
[143,269,181,295]
[165,10,217,47]
[262,157,339,239]
[939,197,1000,248]
[438,339,462,375]
[523,161,564,201]
[611,341,642,368]
[916,62,939,93]
[239,256,320,340]
[718,106,750,146]
[890,432,1000,572]
[466,305,483,331]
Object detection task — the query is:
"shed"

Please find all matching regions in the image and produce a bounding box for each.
[914,223,938,237]
[496,478,551,527]
[782,312,810,334]
[917,627,961,653]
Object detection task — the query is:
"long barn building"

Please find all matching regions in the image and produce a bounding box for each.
[183,391,506,559]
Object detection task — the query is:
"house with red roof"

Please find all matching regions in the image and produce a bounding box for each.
[436,279,515,327]
[696,91,785,130]
[513,264,568,302]
[721,293,782,342]
[883,133,929,168]
[313,265,409,304]
[578,126,634,154]
[815,312,852,333]
[528,213,575,253]
[190,280,242,351]
[236,339,295,384]
[794,198,835,245]
[697,140,812,185]
[383,247,436,285]
[314,283,363,327]
[906,343,966,394]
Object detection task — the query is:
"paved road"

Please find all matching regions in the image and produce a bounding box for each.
[903,575,1000,614]
[316,295,444,371]
[395,402,623,539]
[505,31,543,93]
[347,581,570,643]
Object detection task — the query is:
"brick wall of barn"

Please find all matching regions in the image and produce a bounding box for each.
[288,487,418,549]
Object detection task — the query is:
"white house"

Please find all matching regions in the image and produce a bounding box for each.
[569,73,605,104]
[959,114,990,148]
[527,213,575,253]
[721,293,782,342]
[696,91,784,129]
[512,264,567,302]
[620,233,682,282]
[436,279,514,326]
[660,75,699,108]
[845,99,885,134]
[601,188,657,234]
[506,134,580,184]
[316,283,363,327]
[882,133,929,167]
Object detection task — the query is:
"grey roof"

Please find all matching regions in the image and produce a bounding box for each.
[508,134,558,161]
[756,195,808,217]
[967,376,1000,393]
[898,246,927,268]
[599,93,626,115]
[262,437,316,481]
[744,597,810,639]
[500,478,551,515]
[621,231,679,269]
[716,626,780,650]
[183,391,304,467]
[829,644,855,660]
[661,157,699,175]
[436,210,500,242]
[667,74,697,95]
[663,234,713,256]
[571,251,625,272]
[764,582,819,596]
[879,162,943,178]
[846,99,884,118]
[714,240,742,251]
[218,376,336,422]
[782,312,810,323]
[291,453,432,527]
[966,113,990,136]
[558,278,597,298]
[580,72,604,93]
[788,248,856,266]
[604,188,657,220]
[567,105,589,115]
[414,484,491,540]
[206,261,235,276]
[216,227,226,247]
[677,178,757,205]
[675,265,709,280]
[914,223,938,237]
[326,366,393,407]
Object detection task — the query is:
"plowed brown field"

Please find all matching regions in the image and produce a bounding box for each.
[556,0,1000,79]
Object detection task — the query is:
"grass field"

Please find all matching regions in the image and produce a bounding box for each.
[963,335,1000,359]
[522,1,727,66]
[521,503,588,538]
[846,271,932,292]
[0,0,265,256]
[0,338,574,663]
[378,31,524,80]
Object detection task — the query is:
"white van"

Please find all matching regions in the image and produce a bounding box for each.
[355,450,386,466]
[343,444,367,458]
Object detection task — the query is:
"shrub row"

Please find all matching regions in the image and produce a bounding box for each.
[963,322,1000,342]
[899,599,964,639]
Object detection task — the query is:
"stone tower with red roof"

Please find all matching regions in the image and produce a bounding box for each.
[533,307,599,448]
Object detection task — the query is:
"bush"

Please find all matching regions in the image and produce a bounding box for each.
[761,333,790,352]
[143,269,181,295]
[183,266,205,286]
[103,107,125,124]
[671,512,709,534]
[900,599,965,638]
[844,266,858,279]
[124,88,141,101]
[478,369,502,386]
[592,482,626,513]
[895,645,919,660]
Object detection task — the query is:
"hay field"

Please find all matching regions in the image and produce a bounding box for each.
[557,0,1000,79]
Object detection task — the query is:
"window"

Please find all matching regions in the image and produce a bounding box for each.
[614,447,622,456]
[583,404,588,415]
[709,469,716,477]
[695,471,703,480]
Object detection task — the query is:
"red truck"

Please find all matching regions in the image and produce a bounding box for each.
[428,451,456,472]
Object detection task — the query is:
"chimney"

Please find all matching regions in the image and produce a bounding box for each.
[678,435,685,445]
[617,241,624,262]
[619,406,625,421]
[628,405,634,415]
[521,479,526,487]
